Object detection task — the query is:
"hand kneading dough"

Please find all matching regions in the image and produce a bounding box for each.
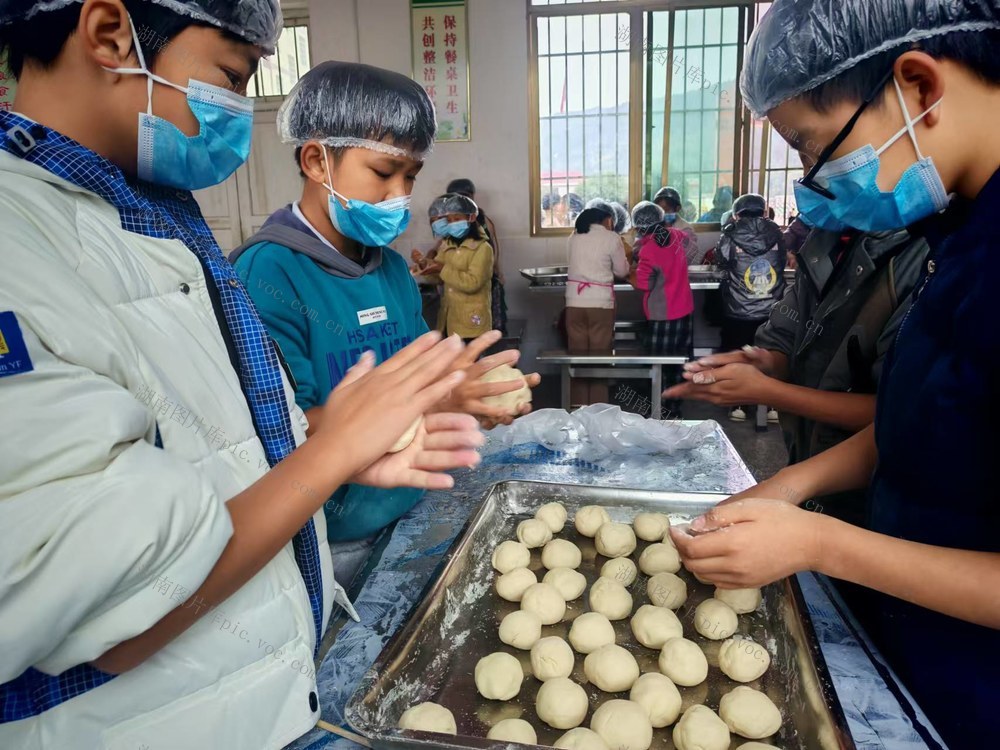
[517,518,554,549]
[638,543,681,575]
[398,702,457,734]
[542,539,583,569]
[630,604,683,648]
[595,522,637,558]
[535,502,568,533]
[714,587,762,614]
[720,687,782,739]
[629,672,682,728]
[487,718,537,744]
[588,577,633,620]
[555,728,611,750]
[389,416,423,453]
[475,652,524,700]
[575,505,611,537]
[583,643,640,692]
[499,610,543,650]
[672,705,731,750]
[544,567,588,600]
[531,636,575,681]
[536,677,589,729]
[568,612,616,654]
[481,365,532,415]
[658,638,708,686]
[520,582,566,624]
[492,540,531,573]
[694,599,738,640]
[601,557,637,586]
[633,512,671,541]
[646,572,687,610]
[719,637,770,682]
[497,567,537,602]
[590,700,653,750]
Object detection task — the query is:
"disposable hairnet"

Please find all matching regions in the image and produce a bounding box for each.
[278,61,437,161]
[0,0,283,50]
[584,198,615,216]
[428,194,452,219]
[653,187,682,207]
[631,201,665,234]
[611,202,631,233]
[741,0,1000,117]
[439,193,479,216]
[733,193,767,217]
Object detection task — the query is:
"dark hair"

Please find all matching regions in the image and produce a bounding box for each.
[575,207,613,235]
[800,30,1000,114]
[447,178,476,198]
[0,1,205,79]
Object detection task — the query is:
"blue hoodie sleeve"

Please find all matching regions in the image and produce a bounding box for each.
[234,244,321,412]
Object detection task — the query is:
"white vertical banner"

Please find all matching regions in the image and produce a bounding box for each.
[411,0,471,142]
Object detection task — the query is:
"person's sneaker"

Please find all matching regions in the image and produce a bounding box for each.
[729,407,747,422]
[767,409,780,424]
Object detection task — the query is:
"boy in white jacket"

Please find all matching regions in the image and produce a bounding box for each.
[0,1,481,748]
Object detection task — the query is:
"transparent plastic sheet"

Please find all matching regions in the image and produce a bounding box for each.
[741,0,1000,117]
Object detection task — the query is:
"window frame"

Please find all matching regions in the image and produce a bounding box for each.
[249,4,311,111]
[527,0,759,237]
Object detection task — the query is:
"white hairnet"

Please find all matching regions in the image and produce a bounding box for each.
[742,0,1000,117]
[428,194,451,218]
[0,0,283,50]
[631,201,664,234]
[611,202,631,234]
[439,193,478,216]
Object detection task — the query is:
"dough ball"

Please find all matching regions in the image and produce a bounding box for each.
[719,637,770,682]
[630,604,683,649]
[499,610,543,650]
[475,651,524,700]
[595,522,637,558]
[521,582,566,625]
[588,577,633,621]
[497,567,537,602]
[583,644,640,692]
[736,744,780,750]
[544,567,588,601]
[719,686,782,739]
[694,599,739,641]
[389,417,423,453]
[531,636,575,681]
[568,611,616,654]
[575,505,611,537]
[536,502,568,533]
[481,365,533,415]
[714,587,762,614]
[536,677,589,729]
[487,718,537,744]
[555,728,611,750]
[658,638,708,687]
[492,540,531,574]
[542,539,583,569]
[646,572,688,610]
[638,543,681,575]
[398,702,457,735]
[590,699,653,750]
[672,705,731,750]
[633,512,671,541]
[517,518,554,549]
[629,672,682,728]
[600,557,637,587]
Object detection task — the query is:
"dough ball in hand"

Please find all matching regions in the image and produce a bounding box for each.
[517,518,554,549]
[535,502,568,532]
[497,567,537,602]
[536,677,589,729]
[481,365,533,415]
[492,540,530,574]
[499,610,543,650]
[568,611,616,654]
[658,638,708,687]
[588,577,633,620]
[719,686,782,739]
[595,522,637,558]
[601,557,637,586]
[633,512,671,541]
[646,572,687,610]
[389,416,423,453]
[590,699,653,750]
[638,543,681,575]
[487,718,537,744]
[694,599,738,641]
[575,506,611,537]
[629,672,682,728]
[719,637,770,682]
[530,636,575,681]
[714,587,762,614]
[398,702,457,735]
[542,539,582,569]
[554,728,611,750]
[630,604,683,649]
[521,582,566,625]
[584,644,640,693]
[672,705,730,750]
[475,651,524,700]
[544,567,588,601]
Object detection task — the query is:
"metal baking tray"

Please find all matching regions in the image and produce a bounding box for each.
[346,481,854,750]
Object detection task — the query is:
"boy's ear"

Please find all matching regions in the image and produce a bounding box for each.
[300,142,330,186]
[80,0,137,71]
[895,51,946,128]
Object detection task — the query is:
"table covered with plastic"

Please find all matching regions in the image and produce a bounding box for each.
[287,412,944,750]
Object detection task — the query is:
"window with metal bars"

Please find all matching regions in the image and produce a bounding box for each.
[249,17,311,100]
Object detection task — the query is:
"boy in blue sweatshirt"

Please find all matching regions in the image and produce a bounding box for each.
[233,62,536,587]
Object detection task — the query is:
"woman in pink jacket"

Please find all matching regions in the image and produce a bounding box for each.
[631,201,694,418]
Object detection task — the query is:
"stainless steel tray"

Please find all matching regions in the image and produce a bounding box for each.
[346,481,854,750]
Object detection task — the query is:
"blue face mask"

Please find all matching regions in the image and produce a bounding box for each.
[444,220,471,239]
[107,17,253,190]
[663,213,678,224]
[431,218,450,238]
[795,78,948,233]
[322,148,412,247]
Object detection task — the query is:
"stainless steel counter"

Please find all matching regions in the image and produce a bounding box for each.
[521,265,795,293]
